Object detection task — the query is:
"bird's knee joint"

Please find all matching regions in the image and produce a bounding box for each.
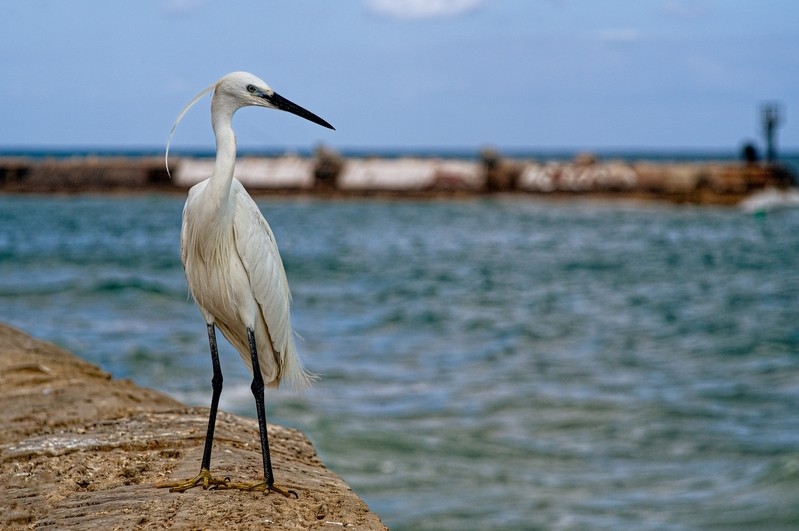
[250,378,264,395]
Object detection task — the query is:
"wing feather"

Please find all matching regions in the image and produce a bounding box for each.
[230,182,312,388]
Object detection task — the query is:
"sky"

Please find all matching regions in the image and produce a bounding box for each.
[2,0,798,154]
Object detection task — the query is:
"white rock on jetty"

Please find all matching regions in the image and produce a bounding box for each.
[337,158,482,190]
[175,155,315,188]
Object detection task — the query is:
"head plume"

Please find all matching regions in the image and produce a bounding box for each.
[165,81,216,179]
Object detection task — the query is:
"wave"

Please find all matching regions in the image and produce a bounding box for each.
[0,276,181,298]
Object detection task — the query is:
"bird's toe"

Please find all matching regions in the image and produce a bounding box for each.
[156,468,229,492]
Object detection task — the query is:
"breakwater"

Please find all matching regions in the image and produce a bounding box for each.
[1,149,795,204]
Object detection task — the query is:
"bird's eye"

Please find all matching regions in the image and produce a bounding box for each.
[246,84,256,93]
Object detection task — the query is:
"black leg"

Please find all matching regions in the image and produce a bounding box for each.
[158,326,296,496]
[247,327,275,488]
[156,323,228,492]
[201,323,223,471]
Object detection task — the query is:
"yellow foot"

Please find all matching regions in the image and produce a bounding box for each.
[218,480,299,499]
[156,468,230,493]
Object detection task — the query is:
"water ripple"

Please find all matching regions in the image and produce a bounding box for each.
[1,195,798,529]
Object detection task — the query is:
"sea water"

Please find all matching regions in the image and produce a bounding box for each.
[1,194,798,529]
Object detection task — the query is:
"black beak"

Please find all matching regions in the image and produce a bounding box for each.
[264,91,335,130]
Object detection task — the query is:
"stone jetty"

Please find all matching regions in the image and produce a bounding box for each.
[0,323,387,530]
[0,149,795,204]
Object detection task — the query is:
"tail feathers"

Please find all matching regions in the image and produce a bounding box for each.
[215,321,317,390]
[275,336,317,390]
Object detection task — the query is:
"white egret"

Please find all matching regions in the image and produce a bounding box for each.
[157,71,334,497]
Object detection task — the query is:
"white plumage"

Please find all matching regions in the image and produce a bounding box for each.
[181,176,304,387]
[159,71,333,496]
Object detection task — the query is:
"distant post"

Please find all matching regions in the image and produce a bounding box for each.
[761,102,783,163]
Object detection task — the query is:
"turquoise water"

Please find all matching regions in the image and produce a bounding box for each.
[1,194,799,529]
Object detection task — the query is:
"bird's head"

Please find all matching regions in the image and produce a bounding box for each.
[165,71,334,177]
[214,71,334,130]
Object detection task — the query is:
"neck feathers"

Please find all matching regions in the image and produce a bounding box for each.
[209,95,239,197]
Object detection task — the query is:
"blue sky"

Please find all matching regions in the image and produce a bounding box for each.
[2,0,797,153]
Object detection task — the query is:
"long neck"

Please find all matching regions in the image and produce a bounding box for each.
[209,96,238,203]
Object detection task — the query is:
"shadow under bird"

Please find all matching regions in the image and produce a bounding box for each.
[157,71,334,497]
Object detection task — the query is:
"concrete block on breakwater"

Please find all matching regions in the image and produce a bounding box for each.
[175,155,316,189]
[337,158,482,191]
[518,160,638,193]
[0,157,170,192]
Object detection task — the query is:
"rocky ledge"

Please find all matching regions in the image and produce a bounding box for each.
[0,323,386,530]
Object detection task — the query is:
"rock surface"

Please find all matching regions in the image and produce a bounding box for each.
[0,323,386,530]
